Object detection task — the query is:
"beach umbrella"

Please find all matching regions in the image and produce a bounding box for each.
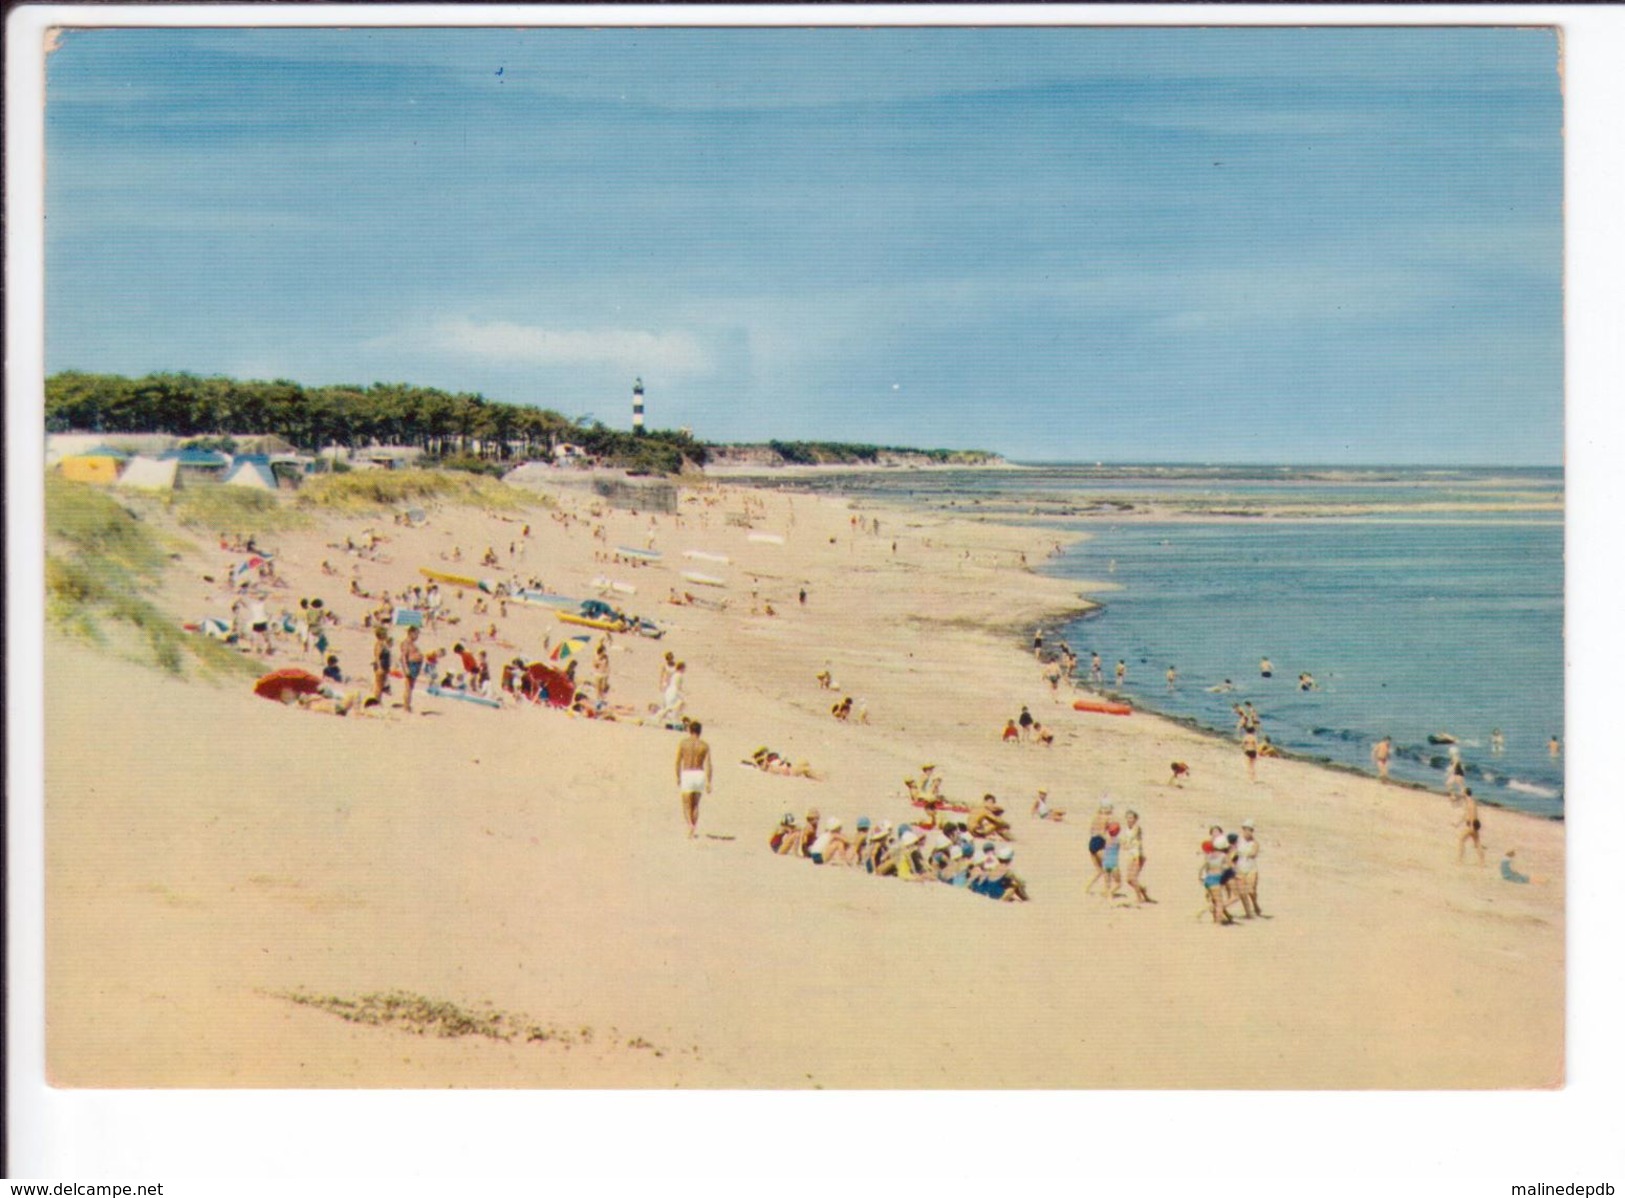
[525,663,575,708]
[549,635,592,663]
[252,668,323,704]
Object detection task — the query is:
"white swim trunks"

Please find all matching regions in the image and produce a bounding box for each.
[680,768,707,794]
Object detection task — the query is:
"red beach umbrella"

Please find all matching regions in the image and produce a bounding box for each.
[525,663,575,708]
[253,667,324,704]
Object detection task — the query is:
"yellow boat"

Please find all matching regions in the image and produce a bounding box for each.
[419,567,482,588]
[557,611,627,632]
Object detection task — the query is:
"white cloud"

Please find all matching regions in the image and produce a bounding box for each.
[385,317,712,377]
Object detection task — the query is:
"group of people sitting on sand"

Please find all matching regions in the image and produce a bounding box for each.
[898,768,1020,846]
[1001,706,1055,746]
[769,809,1029,901]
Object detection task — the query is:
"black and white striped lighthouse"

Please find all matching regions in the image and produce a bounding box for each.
[632,377,645,436]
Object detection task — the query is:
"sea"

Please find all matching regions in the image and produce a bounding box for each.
[750,465,1566,819]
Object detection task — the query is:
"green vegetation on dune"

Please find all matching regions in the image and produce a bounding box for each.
[46,472,172,574]
[165,484,311,533]
[44,475,255,678]
[294,468,534,514]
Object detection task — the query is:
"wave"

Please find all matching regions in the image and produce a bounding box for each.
[1506,779,1561,799]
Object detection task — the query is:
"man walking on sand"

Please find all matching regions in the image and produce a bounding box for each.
[676,721,713,839]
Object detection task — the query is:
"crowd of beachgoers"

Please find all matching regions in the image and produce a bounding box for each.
[198,484,1554,924]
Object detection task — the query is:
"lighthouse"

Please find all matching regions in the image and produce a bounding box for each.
[632,377,645,436]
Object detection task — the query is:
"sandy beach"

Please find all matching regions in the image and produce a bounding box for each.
[44,475,1564,1089]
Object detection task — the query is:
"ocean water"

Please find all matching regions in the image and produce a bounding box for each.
[1046,517,1565,817]
[747,465,1565,816]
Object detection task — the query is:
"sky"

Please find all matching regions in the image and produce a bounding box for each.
[43,26,1564,464]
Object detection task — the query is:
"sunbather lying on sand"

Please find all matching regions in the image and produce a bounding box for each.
[744,747,823,779]
[297,685,363,717]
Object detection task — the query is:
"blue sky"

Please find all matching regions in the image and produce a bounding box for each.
[44,27,1563,464]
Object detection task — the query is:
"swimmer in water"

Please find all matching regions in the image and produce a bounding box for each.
[1206,679,1235,694]
[1166,665,1178,689]
[1260,657,1273,679]
[1490,728,1505,755]
[1548,735,1561,758]
[1446,746,1468,799]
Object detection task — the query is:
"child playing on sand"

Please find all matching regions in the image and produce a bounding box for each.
[400,626,424,713]
[1031,789,1066,822]
[1500,849,1547,885]
[1168,761,1190,787]
[370,626,392,704]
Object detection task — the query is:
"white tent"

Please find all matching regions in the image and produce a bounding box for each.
[112,456,178,491]
[224,460,277,490]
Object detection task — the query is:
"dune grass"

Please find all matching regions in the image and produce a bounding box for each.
[165,484,311,533]
[295,468,533,514]
[44,475,258,679]
[46,471,170,576]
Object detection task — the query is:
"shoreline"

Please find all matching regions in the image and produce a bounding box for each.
[727,470,1563,824]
